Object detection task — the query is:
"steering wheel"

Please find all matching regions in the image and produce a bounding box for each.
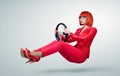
[55,23,69,42]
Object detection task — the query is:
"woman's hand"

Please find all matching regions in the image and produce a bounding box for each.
[64,28,70,35]
[54,30,58,34]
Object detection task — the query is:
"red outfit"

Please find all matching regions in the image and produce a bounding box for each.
[34,27,97,63]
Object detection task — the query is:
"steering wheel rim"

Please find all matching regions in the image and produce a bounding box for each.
[55,23,69,42]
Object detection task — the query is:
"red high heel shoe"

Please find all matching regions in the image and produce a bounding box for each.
[20,48,40,63]
[20,48,28,58]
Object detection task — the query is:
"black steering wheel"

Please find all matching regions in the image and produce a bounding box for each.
[55,23,69,42]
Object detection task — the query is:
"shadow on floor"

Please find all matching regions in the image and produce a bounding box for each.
[39,66,111,74]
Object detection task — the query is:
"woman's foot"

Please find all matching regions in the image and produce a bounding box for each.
[20,48,41,63]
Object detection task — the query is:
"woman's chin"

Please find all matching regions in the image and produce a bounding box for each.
[80,23,84,26]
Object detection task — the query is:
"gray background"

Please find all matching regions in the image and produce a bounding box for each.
[0,0,120,76]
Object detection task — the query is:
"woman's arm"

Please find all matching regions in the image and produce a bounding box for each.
[70,27,97,42]
[66,28,81,43]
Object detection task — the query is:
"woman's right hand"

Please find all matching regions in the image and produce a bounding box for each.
[64,28,70,35]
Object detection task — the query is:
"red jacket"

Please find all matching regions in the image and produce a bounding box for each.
[67,27,97,58]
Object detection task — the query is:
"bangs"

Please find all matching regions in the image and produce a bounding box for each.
[80,12,88,17]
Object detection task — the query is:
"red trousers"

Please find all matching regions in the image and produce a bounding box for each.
[34,40,87,63]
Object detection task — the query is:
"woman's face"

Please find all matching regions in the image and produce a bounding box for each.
[79,16,86,25]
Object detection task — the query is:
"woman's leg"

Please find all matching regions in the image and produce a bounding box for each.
[34,40,57,52]
[30,40,57,57]
[59,43,87,63]
[41,40,87,63]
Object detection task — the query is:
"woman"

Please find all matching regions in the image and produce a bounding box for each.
[20,11,97,64]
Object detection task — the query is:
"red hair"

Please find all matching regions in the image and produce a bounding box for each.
[80,11,93,26]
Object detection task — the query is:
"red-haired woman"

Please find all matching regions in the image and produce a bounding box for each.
[20,11,97,64]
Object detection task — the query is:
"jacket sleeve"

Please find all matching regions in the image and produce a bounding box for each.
[70,27,97,42]
[67,28,81,43]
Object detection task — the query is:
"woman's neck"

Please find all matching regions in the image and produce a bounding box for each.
[82,25,90,29]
